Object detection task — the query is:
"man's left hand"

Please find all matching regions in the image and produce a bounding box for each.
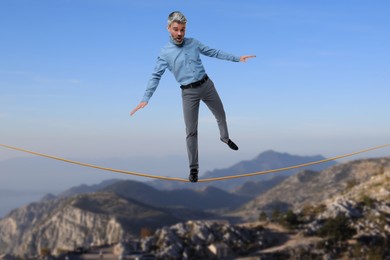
[240,55,256,62]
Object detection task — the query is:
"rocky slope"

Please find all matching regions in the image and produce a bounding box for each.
[234,157,390,221]
[305,162,390,237]
[287,163,390,259]
[140,220,272,259]
[0,192,210,257]
[137,157,390,259]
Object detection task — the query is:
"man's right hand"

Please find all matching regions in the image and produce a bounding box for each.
[130,101,148,116]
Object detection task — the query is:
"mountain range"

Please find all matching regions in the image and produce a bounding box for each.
[147,150,337,191]
[1,151,389,258]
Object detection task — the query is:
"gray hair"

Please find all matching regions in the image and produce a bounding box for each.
[168,11,187,26]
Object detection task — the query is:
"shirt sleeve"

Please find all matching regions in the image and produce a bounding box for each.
[196,39,241,62]
[142,56,168,102]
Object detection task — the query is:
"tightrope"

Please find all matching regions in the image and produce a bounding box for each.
[1,143,389,182]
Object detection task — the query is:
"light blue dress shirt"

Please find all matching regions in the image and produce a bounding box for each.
[142,37,240,102]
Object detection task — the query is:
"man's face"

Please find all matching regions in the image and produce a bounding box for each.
[168,22,186,44]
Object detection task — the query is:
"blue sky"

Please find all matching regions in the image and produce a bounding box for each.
[1,0,390,189]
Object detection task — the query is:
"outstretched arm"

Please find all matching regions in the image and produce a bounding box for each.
[130,56,168,117]
[130,101,148,116]
[240,55,256,62]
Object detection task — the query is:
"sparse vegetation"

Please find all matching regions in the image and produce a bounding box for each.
[270,208,282,223]
[301,204,326,219]
[359,195,376,209]
[268,209,300,230]
[316,215,356,241]
[349,236,390,259]
[346,178,359,190]
[281,210,300,230]
[258,211,268,222]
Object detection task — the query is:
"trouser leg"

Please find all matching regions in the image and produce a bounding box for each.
[202,79,229,143]
[182,89,200,170]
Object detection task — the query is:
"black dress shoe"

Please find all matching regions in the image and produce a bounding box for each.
[189,168,198,183]
[222,139,239,151]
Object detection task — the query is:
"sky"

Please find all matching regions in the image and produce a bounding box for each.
[1,0,390,191]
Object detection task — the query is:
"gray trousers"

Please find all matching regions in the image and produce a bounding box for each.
[181,78,229,170]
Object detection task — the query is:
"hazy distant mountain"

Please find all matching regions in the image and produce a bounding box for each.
[148,150,337,191]
[201,150,337,189]
[58,179,121,198]
[101,180,250,211]
[233,157,390,221]
[232,175,288,197]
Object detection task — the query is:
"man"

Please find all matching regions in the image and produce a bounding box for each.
[131,11,255,183]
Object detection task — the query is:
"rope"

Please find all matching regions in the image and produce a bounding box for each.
[1,143,389,183]
[0,143,187,182]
